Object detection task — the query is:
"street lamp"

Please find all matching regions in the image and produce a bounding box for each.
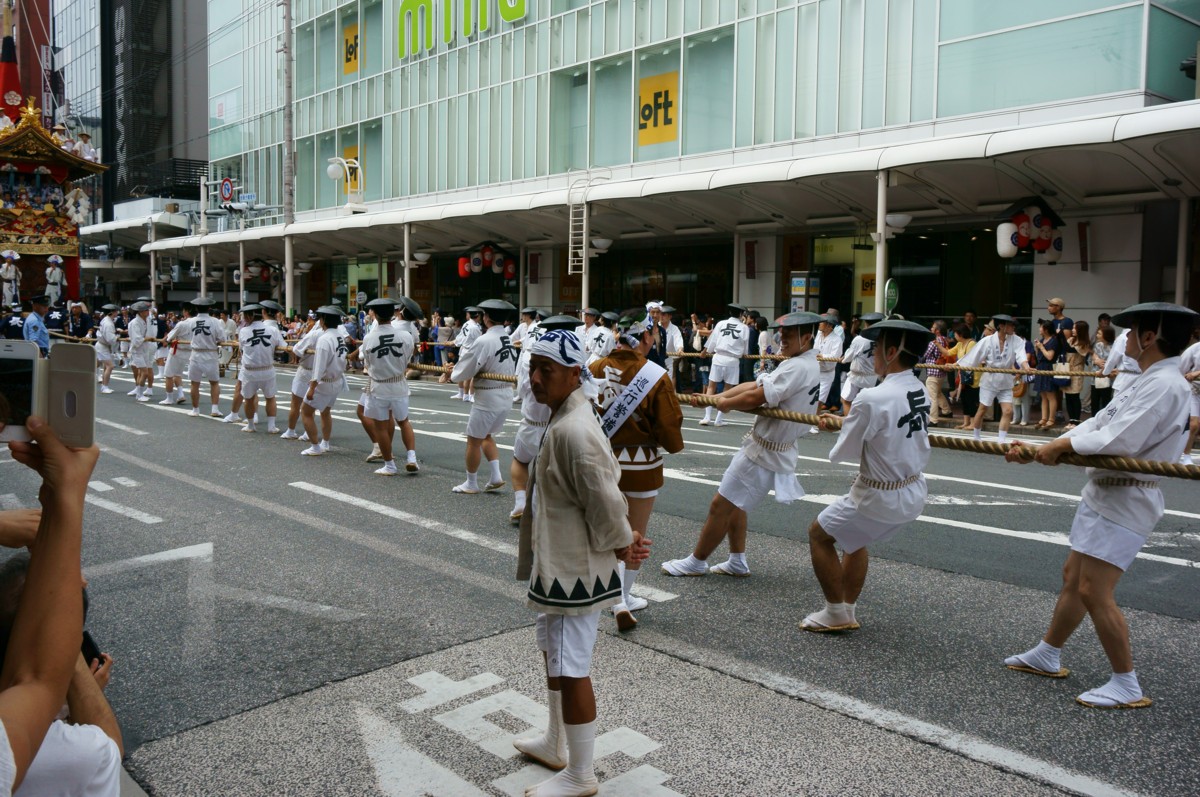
[326,157,366,214]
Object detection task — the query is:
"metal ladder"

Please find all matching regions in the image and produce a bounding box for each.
[567,177,590,276]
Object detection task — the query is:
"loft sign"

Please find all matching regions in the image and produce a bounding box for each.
[398,0,527,59]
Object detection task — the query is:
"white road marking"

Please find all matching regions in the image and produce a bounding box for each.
[289,481,679,604]
[95,417,149,435]
[111,476,140,487]
[83,494,163,524]
[219,585,364,621]
[356,704,490,797]
[87,543,214,578]
[0,494,24,510]
[88,480,113,492]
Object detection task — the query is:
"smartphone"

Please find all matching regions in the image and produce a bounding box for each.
[0,341,96,447]
[81,630,102,665]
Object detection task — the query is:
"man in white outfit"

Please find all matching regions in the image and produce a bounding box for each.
[126,302,156,401]
[43,257,66,307]
[1180,335,1200,465]
[452,306,483,401]
[660,305,684,383]
[237,304,286,434]
[955,313,1029,444]
[450,299,518,494]
[840,312,884,415]
[699,303,749,427]
[185,296,228,417]
[1,252,20,306]
[300,306,350,456]
[360,298,417,475]
[160,305,193,405]
[814,315,844,410]
[93,304,119,393]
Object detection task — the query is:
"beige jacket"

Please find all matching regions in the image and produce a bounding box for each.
[517,388,632,615]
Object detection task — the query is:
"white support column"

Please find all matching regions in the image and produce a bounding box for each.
[199,245,208,298]
[875,169,889,314]
[1176,199,1190,305]
[376,253,384,299]
[284,235,295,317]
[732,233,741,304]
[238,240,246,306]
[518,245,527,310]
[148,219,157,305]
[223,260,229,308]
[403,223,412,297]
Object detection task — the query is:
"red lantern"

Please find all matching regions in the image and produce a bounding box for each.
[458,257,470,279]
[481,245,494,265]
[1032,220,1053,252]
[1012,213,1031,248]
[503,259,516,280]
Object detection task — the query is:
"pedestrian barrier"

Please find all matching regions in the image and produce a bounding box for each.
[404,362,1200,481]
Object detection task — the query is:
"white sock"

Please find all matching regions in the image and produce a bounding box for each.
[998,430,1008,444]
[972,428,982,441]
[383,459,396,470]
[1079,670,1143,706]
[703,406,713,421]
[1005,639,1061,673]
[464,471,479,491]
[267,417,277,432]
[561,721,596,783]
[622,565,638,605]
[513,489,527,510]
[845,602,857,622]
[715,411,725,424]
[488,459,502,484]
[514,689,566,769]
[406,449,417,463]
[211,405,220,415]
[729,552,747,569]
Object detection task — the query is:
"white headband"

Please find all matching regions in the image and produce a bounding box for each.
[528,329,599,399]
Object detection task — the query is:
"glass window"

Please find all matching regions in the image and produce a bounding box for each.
[815,0,838,136]
[551,69,589,173]
[773,8,795,142]
[753,14,776,144]
[861,0,886,129]
[316,14,336,93]
[362,121,383,201]
[635,42,681,162]
[1153,0,1200,23]
[838,0,863,133]
[338,7,357,86]
[734,19,754,147]
[683,27,734,155]
[363,0,383,76]
[1148,7,1200,99]
[910,0,935,121]
[591,55,632,166]
[295,137,314,211]
[884,0,913,126]
[316,132,336,208]
[795,1,818,137]
[940,0,1119,41]
[937,6,1143,117]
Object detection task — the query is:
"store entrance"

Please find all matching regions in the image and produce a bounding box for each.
[815,265,855,316]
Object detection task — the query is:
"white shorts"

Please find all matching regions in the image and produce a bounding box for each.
[240,375,277,399]
[130,349,154,368]
[709,361,740,386]
[155,346,169,362]
[365,394,409,422]
[0,721,14,797]
[818,372,836,403]
[466,405,507,439]
[817,496,909,554]
[623,489,658,499]
[717,450,803,512]
[304,383,341,411]
[357,391,369,408]
[188,357,219,383]
[1069,501,1145,571]
[979,385,1013,407]
[1190,392,1199,419]
[535,612,600,679]
[94,347,113,363]
[841,378,873,403]
[512,420,547,463]
[164,355,190,378]
[291,370,312,399]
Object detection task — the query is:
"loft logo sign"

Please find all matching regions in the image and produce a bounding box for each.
[638,71,678,147]
[398,0,527,59]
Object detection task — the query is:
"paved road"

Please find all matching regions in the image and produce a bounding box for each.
[5,365,1198,796]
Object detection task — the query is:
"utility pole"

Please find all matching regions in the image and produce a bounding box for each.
[280,0,296,316]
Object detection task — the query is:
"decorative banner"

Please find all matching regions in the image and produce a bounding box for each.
[637,71,679,147]
[343,145,360,194]
[343,23,359,75]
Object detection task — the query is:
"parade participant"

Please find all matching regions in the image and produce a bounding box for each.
[801,320,933,632]
[510,315,578,522]
[2,302,22,339]
[0,251,19,306]
[237,304,286,434]
[840,312,884,415]
[218,311,237,372]
[1102,328,1141,395]
[43,302,64,350]
[591,309,684,631]
[660,305,684,383]
[72,131,98,161]
[1181,334,1200,466]
[511,307,537,347]
[450,299,518,493]
[698,303,749,427]
[23,295,50,357]
[125,301,155,400]
[185,297,228,417]
[384,296,425,472]
[513,328,646,796]
[44,255,66,307]
[160,305,192,405]
[114,307,129,368]
[152,308,170,379]
[359,298,417,475]
[94,304,118,393]
[280,318,323,441]
[353,306,384,462]
[814,314,844,411]
[300,306,349,456]
[662,311,822,577]
[451,306,483,401]
[66,301,92,342]
[576,308,612,367]
[645,302,668,368]
[955,313,1029,444]
[1003,302,1196,710]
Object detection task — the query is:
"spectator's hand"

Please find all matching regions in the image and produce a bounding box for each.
[0,509,40,549]
[89,653,113,691]
[8,417,100,503]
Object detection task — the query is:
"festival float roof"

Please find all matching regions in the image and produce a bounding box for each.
[0,98,107,183]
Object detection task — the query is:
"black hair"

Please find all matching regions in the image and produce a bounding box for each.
[878,329,920,368]
[755,317,769,332]
[374,305,396,321]
[1128,312,1192,357]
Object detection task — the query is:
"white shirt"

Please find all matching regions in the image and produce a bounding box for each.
[15,719,121,797]
[517,322,553,424]
[45,266,64,286]
[956,333,1029,394]
[829,370,931,524]
[311,326,349,384]
[292,326,322,371]
[362,322,415,398]
[0,264,18,282]
[455,318,482,351]
[238,321,285,371]
[1103,330,1142,394]
[1063,357,1190,534]
[842,335,876,384]
[190,313,228,356]
[815,330,844,373]
[1181,340,1200,398]
[451,324,518,410]
[664,322,684,358]
[742,350,821,473]
[165,316,193,362]
[706,317,750,366]
[583,325,614,365]
[510,320,531,346]
[127,315,152,357]
[95,316,117,351]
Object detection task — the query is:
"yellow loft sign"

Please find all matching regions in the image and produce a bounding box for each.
[638,71,678,147]
[398,0,527,59]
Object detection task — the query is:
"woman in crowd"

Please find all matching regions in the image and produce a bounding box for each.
[1031,320,1064,429]
[1091,326,1115,414]
[947,324,979,429]
[754,316,775,378]
[1063,320,1092,429]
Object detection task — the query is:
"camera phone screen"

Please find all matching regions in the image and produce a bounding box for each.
[0,358,34,426]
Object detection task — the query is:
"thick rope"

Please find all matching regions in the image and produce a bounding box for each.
[666,349,1106,376]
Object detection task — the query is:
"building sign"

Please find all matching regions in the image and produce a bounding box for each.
[398,0,528,60]
[343,145,360,194]
[860,275,875,297]
[343,23,359,74]
[812,237,854,265]
[638,71,678,146]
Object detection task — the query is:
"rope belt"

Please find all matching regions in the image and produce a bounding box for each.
[241,364,274,372]
[747,432,798,453]
[372,374,407,384]
[319,374,342,383]
[855,473,921,491]
[295,367,312,378]
[522,419,549,428]
[1094,477,1160,489]
[475,382,512,390]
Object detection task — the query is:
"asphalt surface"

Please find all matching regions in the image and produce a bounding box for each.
[4,364,1198,796]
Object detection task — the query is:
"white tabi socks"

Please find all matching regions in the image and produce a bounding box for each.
[997,430,1008,444]
[1077,671,1147,708]
[701,406,713,423]
[512,489,527,519]
[513,689,567,770]
[1004,640,1063,676]
[972,428,982,441]
[525,720,598,797]
[488,459,503,485]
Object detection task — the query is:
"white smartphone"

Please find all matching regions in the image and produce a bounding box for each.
[0,341,95,447]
